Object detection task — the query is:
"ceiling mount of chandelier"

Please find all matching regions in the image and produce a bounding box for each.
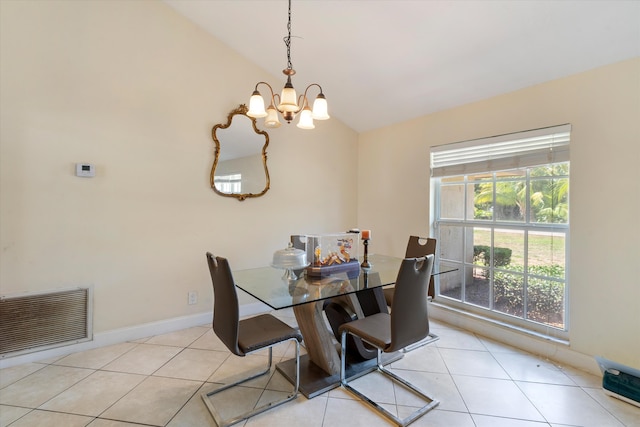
[247,0,329,130]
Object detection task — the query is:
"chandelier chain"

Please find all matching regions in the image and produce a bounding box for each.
[284,0,293,71]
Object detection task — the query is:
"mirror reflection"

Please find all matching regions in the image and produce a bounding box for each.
[210,105,270,201]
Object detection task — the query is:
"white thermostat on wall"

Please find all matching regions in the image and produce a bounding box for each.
[75,163,95,177]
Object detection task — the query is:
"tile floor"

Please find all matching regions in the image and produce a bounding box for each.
[1,309,639,427]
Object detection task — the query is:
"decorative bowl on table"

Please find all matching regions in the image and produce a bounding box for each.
[271,243,309,281]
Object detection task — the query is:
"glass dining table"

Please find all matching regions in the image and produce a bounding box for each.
[232,254,448,398]
[233,253,406,310]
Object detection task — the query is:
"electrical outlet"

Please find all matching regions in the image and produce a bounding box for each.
[188,291,197,305]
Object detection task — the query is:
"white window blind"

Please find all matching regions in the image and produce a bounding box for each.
[431,124,571,177]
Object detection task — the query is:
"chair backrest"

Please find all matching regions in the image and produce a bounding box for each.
[206,252,243,356]
[388,255,434,352]
[405,236,437,296]
[405,236,436,258]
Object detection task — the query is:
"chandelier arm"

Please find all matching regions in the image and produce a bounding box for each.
[296,94,308,109]
[254,81,276,99]
[301,83,325,99]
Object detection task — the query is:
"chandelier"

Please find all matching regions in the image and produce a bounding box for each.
[246,0,329,130]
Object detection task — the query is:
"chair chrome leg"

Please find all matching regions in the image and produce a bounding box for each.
[340,331,439,427]
[201,337,300,427]
[402,332,439,353]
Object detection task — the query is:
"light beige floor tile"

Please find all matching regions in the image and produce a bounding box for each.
[472,414,552,426]
[154,348,229,381]
[0,404,31,425]
[0,363,46,388]
[6,409,93,426]
[409,409,476,427]
[207,353,274,389]
[517,381,626,426]
[36,354,66,364]
[188,329,230,351]
[52,342,138,369]
[201,383,265,424]
[492,352,576,385]
[0,365,93,408]
[347,370,397,405]
[478,336,529,354]
[166,383,223,427]
[389,369,467,412]
[434,328,486,351]
[439,348,510,379]
[327,384,357,400]
[262,367,297,393]
[101,343,182,375]
[254,388,298,411]
[390,380,439,411]
[428,320,454,333]
[100,376,202,426]
[88,419,155,427]
[582,387,640,427]
[560,365,603,388]
[39,370,145,416]
[245,393,326,427]
[453,375,545,421]
[145,326,209,347]
[323,395,396,427]
[389,345,449,374]
[380,401,401,419]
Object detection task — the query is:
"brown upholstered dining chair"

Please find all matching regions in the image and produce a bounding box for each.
[201,253,302,427]
[339,255,439,427]
[384,235,437,306]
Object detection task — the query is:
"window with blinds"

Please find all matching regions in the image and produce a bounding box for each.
[431,124,570,336]
[431,124,570,177]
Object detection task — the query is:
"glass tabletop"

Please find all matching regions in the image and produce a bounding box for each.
[233,254,451,310]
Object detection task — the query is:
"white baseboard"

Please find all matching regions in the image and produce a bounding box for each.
[0,302,270,369]
[429,302,601,376]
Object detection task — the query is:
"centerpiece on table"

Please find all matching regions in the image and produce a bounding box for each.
[304,232,360,279]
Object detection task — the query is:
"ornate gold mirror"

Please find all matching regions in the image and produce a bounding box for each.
[210,105,270,201]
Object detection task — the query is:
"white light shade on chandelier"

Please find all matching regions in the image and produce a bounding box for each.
[246,0,329,130]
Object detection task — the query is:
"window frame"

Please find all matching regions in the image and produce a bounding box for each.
[431,126,570,339]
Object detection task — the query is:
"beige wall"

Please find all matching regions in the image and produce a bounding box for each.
[358,58,640,369]
[0,1,358,333]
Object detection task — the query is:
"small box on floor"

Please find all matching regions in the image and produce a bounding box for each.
[596,356,640,408]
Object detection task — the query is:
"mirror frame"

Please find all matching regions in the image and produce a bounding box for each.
[210,104,270,201]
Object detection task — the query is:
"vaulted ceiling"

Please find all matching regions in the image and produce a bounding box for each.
[165,0,640,133]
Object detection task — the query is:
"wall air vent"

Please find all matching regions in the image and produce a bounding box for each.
[0,287,92,358]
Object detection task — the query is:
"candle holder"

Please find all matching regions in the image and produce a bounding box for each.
[361,239,371,270]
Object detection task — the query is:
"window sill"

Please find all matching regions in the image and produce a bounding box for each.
[428,301,599,376]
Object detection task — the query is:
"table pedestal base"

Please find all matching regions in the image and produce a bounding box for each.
[276,351,403,399]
